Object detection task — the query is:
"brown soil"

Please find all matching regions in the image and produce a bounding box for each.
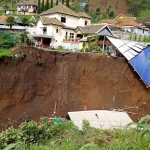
[0,47,150,130]
[88,0,128,15]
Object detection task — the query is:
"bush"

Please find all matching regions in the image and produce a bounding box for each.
[0,40,16,49]
[0,127,22,149]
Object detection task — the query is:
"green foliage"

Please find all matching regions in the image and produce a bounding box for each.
[84,3,89,12]
[5,15,16,29]
[12,53,25,61]
[1,116,150,150]
[19,31,28,42]
[45,0,50,11]
[0,49,11,57]
[56,45,66,50]
[127,0,150,17]
[0,127,21,149]
[66,0,70,7]
[42,0,45,12]
[37,0,41,14]
[51,0,54,8]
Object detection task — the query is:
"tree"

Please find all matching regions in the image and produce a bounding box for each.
[106,5,111,18]
[56,0,58,5]
[37,0,41,14]
[45,0,50,10]
[96,7,100,20]
[42,0,44,12]
[21,17,29,25]
[62,0,64,4]
[84,4,89,12]
[5,15,16,29]
[50,0,53,8]
[109,10,115,18]
[115,0,118,10]
[66,0,70,7]
[126,0,142,16]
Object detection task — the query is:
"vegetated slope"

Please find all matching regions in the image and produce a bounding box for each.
[88,0,128,15]
[0,47,150,129]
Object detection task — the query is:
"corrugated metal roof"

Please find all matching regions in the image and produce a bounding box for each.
[107,36,147,60]
[68,110,133,130]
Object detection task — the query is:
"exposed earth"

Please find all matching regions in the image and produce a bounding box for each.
[0,47,150,130]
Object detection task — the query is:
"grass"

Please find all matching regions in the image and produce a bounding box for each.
[0,48,11,57]
[138,9,150,18]
[2,115,150,150]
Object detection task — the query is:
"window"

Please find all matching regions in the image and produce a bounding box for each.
[70,33,74,39]
[56,28,59,33]
[85,21,88,25]
[61,16,66,23]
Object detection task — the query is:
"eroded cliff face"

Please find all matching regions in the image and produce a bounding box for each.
[0,47,150,129]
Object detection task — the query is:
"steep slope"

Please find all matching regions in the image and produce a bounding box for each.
[0,47,150,130]
[88,0,128,15]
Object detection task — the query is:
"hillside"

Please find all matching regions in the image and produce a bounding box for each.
[0,0,128,15]
[88,0,128,15]
[0,47,150,129]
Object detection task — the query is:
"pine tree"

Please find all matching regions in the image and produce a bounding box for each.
[62,0,64,4]
[45,0,50,10]
[42,0,44,12]
[37,0,41,14]
[50,0,53,8]
[56,0,58,5]
[66,0,70,7]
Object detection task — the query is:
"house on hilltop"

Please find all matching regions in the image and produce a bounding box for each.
[28,4,92,49]
[99,17,149,36]
[17,1,37,14]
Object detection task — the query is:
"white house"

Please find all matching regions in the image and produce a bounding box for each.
[17,1,37,14]
[28,4,92,49]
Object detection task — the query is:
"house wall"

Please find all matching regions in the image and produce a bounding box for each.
[51,25,76,48]
[17,5,37,12]
[134,28,149,36]
[61,43,80,50]
[58,14,79,28]
[78,18,91,26]
[120,26,149,35]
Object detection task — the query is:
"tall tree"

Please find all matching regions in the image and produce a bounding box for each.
[42,0,44,12]
[84,4,89,12]
[56,0,58,5]
[66,0,70,7]
[50,0,53,8]
[5,15,16,29]
[45,0,50,10]
[37,0,41,14]
[62,0,64,4]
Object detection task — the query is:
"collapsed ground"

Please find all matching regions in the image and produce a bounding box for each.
[0,47,150,130]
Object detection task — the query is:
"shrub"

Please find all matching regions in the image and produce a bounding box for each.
[0,127,22,149]
[0,40,16,49]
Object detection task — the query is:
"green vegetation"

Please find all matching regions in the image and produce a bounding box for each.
[0,49,11,57]
[0,115,150,150]
[0,31,17,49]
[127,0,150,17]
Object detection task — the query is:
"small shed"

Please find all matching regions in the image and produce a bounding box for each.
[68,110,133,130]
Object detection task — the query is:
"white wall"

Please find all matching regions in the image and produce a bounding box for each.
[51,25,76,48]
[120,26,149,35]
[57,14,79,28]
[134,28,149,35]
[78,18,91,26]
